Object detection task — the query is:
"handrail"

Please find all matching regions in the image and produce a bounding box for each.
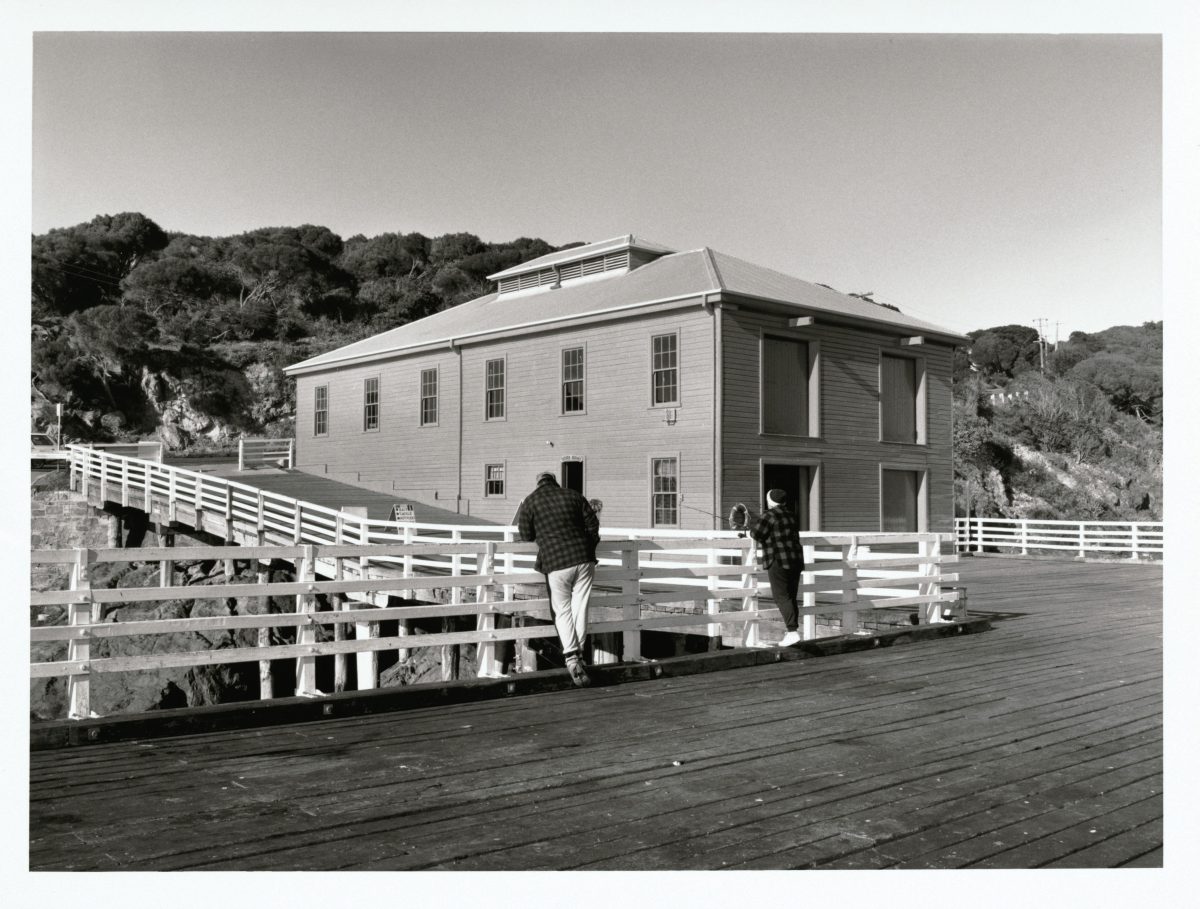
[44,445,963,719]
[954,517,1163,559]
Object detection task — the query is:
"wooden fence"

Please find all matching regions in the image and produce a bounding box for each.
[238,437,295,470]
[954,517,1163,560]
[34,445,961,719]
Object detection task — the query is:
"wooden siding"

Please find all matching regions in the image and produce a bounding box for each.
[720,307,955,533]
[295,351,462,507]
[295,303,716,529]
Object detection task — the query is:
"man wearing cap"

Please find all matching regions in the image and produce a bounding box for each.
[750,488,806,647]
[518,471,601,686]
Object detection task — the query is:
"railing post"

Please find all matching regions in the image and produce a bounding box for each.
[257,556,273,701]
[705,546,723,647]
[842,536,860,635]
[293,502,303,544]
[974,517,983,553]
[919,535,945,623]
[98,450,108,505]
[397,524,413,661]
[294,544,320,697]
[739,540,762,648]
[621,542,642,661]
[288,439,295,469]
[67,548,93,720]
[238,439,245,472]
[1077,523,1087,560]
[442,530,463,681]
[167,469,177,524]
[1020,520,1029,555]
[801,541,816,640]
[1130,523,1141,561]
[333,515,348,693]
[256,490,265,532]
[354,516,379,690]
[120,457,129,507]
[476,542,504,678]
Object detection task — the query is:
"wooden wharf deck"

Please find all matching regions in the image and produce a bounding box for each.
[29,556,1162,871]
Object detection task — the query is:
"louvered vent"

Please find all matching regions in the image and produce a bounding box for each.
[496,245,638,294]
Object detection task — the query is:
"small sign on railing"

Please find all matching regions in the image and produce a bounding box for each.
[390,504,416,522]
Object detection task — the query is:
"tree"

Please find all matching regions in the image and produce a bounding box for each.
[967,324,1041,379]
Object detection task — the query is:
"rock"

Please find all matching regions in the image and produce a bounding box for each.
[158,423,186,451]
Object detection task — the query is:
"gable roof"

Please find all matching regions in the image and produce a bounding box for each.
[285,247,965,375]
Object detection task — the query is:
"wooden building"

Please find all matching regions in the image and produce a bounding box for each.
[283,235,966,532]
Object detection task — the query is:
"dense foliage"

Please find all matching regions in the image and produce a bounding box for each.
[31,212,559,448]
[30,213,1163,521]
[953,322,1162,521]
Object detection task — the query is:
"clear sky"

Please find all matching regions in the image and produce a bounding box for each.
[30,30,1161,339]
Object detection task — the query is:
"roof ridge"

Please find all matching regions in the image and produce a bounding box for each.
[700,247,726,291]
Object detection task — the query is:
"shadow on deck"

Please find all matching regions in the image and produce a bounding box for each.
[29,557,1162,871]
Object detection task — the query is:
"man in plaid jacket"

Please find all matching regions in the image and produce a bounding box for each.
[750,488,806,647]
[518,472,601,686]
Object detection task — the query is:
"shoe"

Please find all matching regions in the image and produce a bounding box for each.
[778,631,802,647]
[565,659,591,688]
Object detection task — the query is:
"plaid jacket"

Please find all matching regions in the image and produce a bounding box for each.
[517,479,600,575]
[750,505,804,571]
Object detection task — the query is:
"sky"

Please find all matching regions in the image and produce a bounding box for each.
[28,29,1162,339]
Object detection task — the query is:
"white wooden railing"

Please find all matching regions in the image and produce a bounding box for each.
[238,437,294,470]
[954,517,1163,560]
[83,441,164,462]
[38,444,963,719]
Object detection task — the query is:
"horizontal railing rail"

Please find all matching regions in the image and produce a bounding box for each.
[39,445,961,719]
[954,517,1163,560]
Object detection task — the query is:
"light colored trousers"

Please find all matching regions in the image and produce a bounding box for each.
[546,561,595,658]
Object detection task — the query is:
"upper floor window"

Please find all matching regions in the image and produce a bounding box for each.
[651,457,679,527]
[363,377,380,431]
[762,337,813,436]
[881,354,923,444]
[314,385,328,437]
[485,358,506,420]
[420,368,438,426]
[562,347,585,413]
[651,333,679,406]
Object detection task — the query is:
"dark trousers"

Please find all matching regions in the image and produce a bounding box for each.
[766,561,802,631]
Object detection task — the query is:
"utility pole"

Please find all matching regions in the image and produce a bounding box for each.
[1032,318,1048,373]
[1053,321,1063,350]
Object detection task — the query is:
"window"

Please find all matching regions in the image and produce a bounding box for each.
[881,354,920,443]
[881,469,921,532]
[420,368,438,426]
[313,385,328,436]
[651,333,679,405]
[651,457,679,526]
[562,347,585,413]
[363,377,379,431]
[484,463,505,497]
[485,358,505,420]
[762,337,811,435]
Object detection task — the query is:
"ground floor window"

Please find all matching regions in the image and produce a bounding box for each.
[881,468,921,532]
[485,463,505,497]
[651,457,679,526]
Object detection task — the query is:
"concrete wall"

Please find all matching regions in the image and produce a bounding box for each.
[31,490,118,590]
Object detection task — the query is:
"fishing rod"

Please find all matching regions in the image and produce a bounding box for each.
[679,500,756,533]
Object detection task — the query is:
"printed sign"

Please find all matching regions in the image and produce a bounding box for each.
[390,504,416,523]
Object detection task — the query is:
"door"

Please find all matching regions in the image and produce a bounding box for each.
[561,459,584,494]
[762,463,812,531]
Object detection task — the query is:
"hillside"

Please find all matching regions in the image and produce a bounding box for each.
[30,213,1163,522]
[953,322,1162,521]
